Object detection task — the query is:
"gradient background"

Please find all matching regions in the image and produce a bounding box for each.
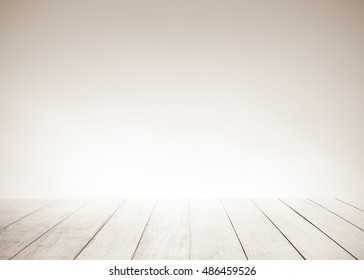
[0,0,363,198]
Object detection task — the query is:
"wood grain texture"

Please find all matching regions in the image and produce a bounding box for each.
[76,199,155,260]
[0,200,52,230]
[133,199,189,260]
[310,198,364,230]
[13,200,122,260]
[254,199,354,260]
[338,198,364,212]
[1,199,363,260]
[0,200,86,259]
[190,199,246,260]
[222,199,303,260]
[282,199,364,259]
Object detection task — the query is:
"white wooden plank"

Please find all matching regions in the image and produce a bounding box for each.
[13,200,122,260]
[282,199,364,259]
[338,198,364,212]
[0,200,19,210]
[0,200,86,259]
[310,198,364,230]
[190,199,246,260]
[133,199,189,260]
[0,200,52,230]
[222,199,303,260]
[253,199,354,260]
[76,199,155,260]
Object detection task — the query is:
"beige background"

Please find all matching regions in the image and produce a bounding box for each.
[0,0,363,198]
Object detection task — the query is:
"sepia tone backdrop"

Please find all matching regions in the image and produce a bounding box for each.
[0,0,363,198]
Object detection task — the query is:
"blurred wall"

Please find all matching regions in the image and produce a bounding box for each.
[1,0,363,198]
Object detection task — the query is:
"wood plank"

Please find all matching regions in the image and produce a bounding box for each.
[337,198,364,212]
[0,200,86,259]
[190,199,246,260]
[0,200,52,230]
[222,199,303,260]
[13,200,123,260]
[76,199,155,260]
[0,200,20,210]
[310,198,364,230]
[133,199,189,260]
[253,199,354,260]
[282,199,364,259]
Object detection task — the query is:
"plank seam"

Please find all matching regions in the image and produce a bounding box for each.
[131,200,158,260]
[336,198,364,213]
[308,199,364,232]
[220,199,248,260]
[10,200,89,260]
[251,199,306,260]
[279,199,358,260]
[0,200,58,232]
[73,200,127,260]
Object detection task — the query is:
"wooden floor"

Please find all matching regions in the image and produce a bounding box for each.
[0,199,363,260]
